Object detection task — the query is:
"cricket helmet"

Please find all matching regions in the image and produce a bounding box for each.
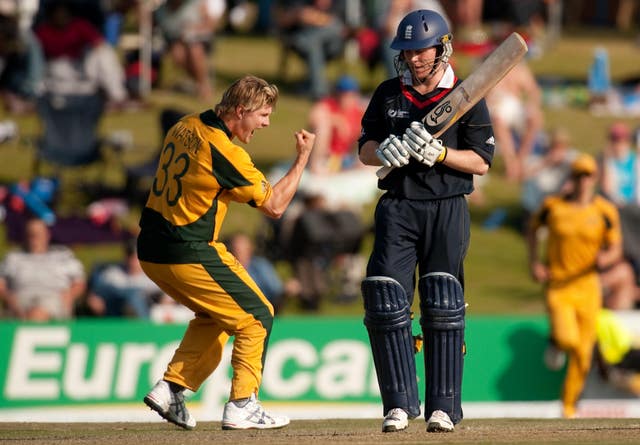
[391,9,452,63]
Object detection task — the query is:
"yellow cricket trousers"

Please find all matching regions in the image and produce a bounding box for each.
[546,272,601,417]
[141,252,274,400]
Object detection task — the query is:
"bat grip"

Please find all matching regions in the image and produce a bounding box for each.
[376,165,393,179]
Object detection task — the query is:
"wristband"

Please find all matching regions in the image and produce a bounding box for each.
[436,146,447,163]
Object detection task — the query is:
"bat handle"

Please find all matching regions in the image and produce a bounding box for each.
[376,165,393,179]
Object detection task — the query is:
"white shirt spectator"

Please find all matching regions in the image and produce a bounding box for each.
[0,245,84,319]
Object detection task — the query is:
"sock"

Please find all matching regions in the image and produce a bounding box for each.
[232,397,251,408]
[167,381,185,393]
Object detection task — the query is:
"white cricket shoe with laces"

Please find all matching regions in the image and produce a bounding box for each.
[382,408,409,432]
[144,380,196,430]
[222,393,290,430]
[426,410,454,432]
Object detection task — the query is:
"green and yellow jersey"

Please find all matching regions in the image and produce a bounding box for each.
[138,110,272,264]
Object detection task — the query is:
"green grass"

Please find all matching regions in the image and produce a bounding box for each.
[1,29,638,316]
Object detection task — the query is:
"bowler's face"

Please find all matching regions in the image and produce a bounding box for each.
[237,105,272,144]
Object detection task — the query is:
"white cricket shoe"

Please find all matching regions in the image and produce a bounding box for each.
[426,410,454,432]
[382,408,409,432]
[222,393,290,430]
[144,380,196,430]
[544,342,566,371]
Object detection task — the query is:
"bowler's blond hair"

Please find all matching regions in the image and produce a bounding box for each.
[215,75,278,117]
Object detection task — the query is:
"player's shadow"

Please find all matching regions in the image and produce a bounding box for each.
[495,326,565,401]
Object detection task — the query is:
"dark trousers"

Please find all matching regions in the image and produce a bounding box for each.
[366,194,470,301]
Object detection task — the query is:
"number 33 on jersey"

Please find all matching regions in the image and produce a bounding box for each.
[144,110,273,243]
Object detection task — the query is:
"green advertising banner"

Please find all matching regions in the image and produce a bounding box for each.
[0,316,564,410]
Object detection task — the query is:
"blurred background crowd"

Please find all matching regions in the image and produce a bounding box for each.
[0,0,638,331]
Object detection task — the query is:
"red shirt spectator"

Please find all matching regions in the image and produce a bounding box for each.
[308,75,366,173]
[34,2,104,60]
[322,94,364,157]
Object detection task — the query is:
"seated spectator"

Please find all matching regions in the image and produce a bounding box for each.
[486,58,545,182]
[599,205,640,310]
[600,259,640,310]
[287,192,365,310]
[307,74,366,174]
[618,203,640,286]
[450,0,488,55]
[520,127,579,222]
[34,0,129,106]
[0,7,45,114]
[596,122,640,309]
[267,75,377,211]
[273,0,347,100]
[0,216,86,321]
[225,231,299,314]
[154,0,225,102]
[599,121,639,207]
[85,237,163,318]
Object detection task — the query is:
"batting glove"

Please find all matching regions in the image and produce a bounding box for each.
[375,135,410,168]
[403,121,447,167]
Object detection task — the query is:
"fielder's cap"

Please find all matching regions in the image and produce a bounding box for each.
[571,153,598,175]
[334,75,359,93]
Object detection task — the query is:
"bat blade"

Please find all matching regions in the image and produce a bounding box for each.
[376,32,528,179]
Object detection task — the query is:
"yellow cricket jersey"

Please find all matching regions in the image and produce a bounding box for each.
[137,110,273,263]
[531,194,622,284]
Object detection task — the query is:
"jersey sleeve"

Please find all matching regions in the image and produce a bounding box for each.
[214,146,273,207]
[530,196,553,232]
[358,84,388,150]
[459,98,495,165]
[599,199,623,247]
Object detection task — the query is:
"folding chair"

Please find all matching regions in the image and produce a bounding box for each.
[34,91,106,172]
[32,90,128,207]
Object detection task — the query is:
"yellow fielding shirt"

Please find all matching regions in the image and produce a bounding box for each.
[531,194,622,284]
[137,110,273,263]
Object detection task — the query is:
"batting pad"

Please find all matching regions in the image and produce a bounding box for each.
[362,276,421,419]
[419,272,465,424]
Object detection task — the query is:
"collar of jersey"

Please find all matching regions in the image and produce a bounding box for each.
[400,64,457,109]
[200,109,232,138]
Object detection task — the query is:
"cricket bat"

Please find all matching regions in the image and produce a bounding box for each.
[376,32,528,179]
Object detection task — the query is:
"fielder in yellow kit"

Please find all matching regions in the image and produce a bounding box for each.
[138,75,315,430]
[526,153,623,418]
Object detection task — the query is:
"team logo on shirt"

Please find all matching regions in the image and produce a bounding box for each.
[387,109,409,118]
[485,136,495,146]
